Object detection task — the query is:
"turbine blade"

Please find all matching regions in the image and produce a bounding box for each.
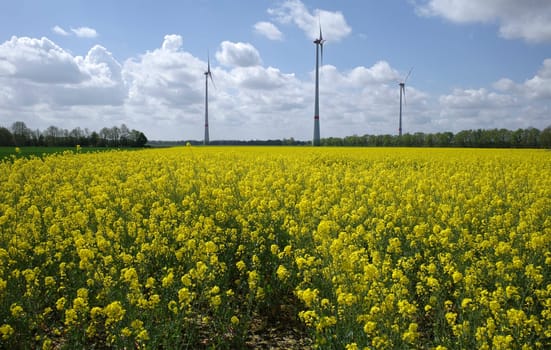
[206,51,216,89]
[404,67,413,84]
[403,86,407,106]
[209,71,216,89]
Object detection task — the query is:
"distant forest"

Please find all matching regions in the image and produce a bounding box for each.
[0,121,148,147]
[2,121,550,148]
[152,126,551,148]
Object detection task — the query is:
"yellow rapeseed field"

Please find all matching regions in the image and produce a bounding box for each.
[0,147,550,349]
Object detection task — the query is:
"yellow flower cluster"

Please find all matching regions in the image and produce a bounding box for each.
[0,147,549,348]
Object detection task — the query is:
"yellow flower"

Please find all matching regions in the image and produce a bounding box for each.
[42,338,53,350]
[0,324,14,340]
[402,322,419,343]
[162,271,174,287]
[210,295,222,308]
[506,308,527,327]
[205,240,217,253]
[231,316,240,325]
[236,260,246,272]
[72,297,88,312]
[298,310,318,327]
[104,301,125,327]
[248,270,258,290]
[363,321,377,334]
[121,327,132,337]
[345,343,358,350]
[64,309,78,326]
[136,329,149,342]
[445,312,457,326]
[178,287,191,305]
[452,271,463,283]
[10,303,24,318]
[297,288,319,308]
[276,264,290,281]
[168,300,178,314]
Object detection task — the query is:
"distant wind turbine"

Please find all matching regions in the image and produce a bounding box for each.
[312,24,325,146]
[204,53,215,145]
[398,67,413,137]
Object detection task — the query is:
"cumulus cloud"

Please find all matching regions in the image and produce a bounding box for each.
[71,27,98,38]
[52,25,70,36]
[519,59,551,100]
[435,59,551,131]
[439,88,516,110]
[268,0,351,41]
[231,66,296,90]
[52,25,99,39]
[345,61,401,86]
[215,41,262,67]
[254,21,284,40]
[0,36,86,84]
[0,33,548,141]
[492,78,515,92]
[161,34,183,51]
[123,35,204,109]
[414,0,551,43]
[0,36,124,109]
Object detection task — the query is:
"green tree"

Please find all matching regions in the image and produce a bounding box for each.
[0,127,15,146]
[11,121,31,146]
[540,126,551,148]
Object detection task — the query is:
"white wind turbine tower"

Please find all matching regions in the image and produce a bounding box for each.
[398,67,413,137]
[204,54,215,145]
[312,24,325,146]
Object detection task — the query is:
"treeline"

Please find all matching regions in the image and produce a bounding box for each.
[321,127,551,148]
[0,121,148,147]
[167,126,550,148]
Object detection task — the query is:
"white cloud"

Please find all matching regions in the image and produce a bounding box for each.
[123,35,203,108]
[492,78,515,92]
[268,0,351,41]
[435,59,551,131]
[0,34,549,141]
[51,25,99,39]
[71,27,98,38]
[161,34,183,51]
[254,21,284,41]
[216,41,262,67]
[414,0,551,43]
[439,88,516,109]
[0,36,86,84]
[52,25,70,36]
[0,36,124,109]
[231,66,295,90]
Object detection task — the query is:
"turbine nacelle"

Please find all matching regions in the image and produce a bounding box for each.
[314,25,325,66]
[205,55,215,88]
[398,68,413,105]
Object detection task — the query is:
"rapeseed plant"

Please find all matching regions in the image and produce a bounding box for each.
[0,147,549,348]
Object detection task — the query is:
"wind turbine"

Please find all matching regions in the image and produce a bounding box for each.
[398,67,413,137]
[204,54,215,145]
[312,24,325,146]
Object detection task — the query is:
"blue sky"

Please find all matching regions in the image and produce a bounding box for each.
[0,0,550,141]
